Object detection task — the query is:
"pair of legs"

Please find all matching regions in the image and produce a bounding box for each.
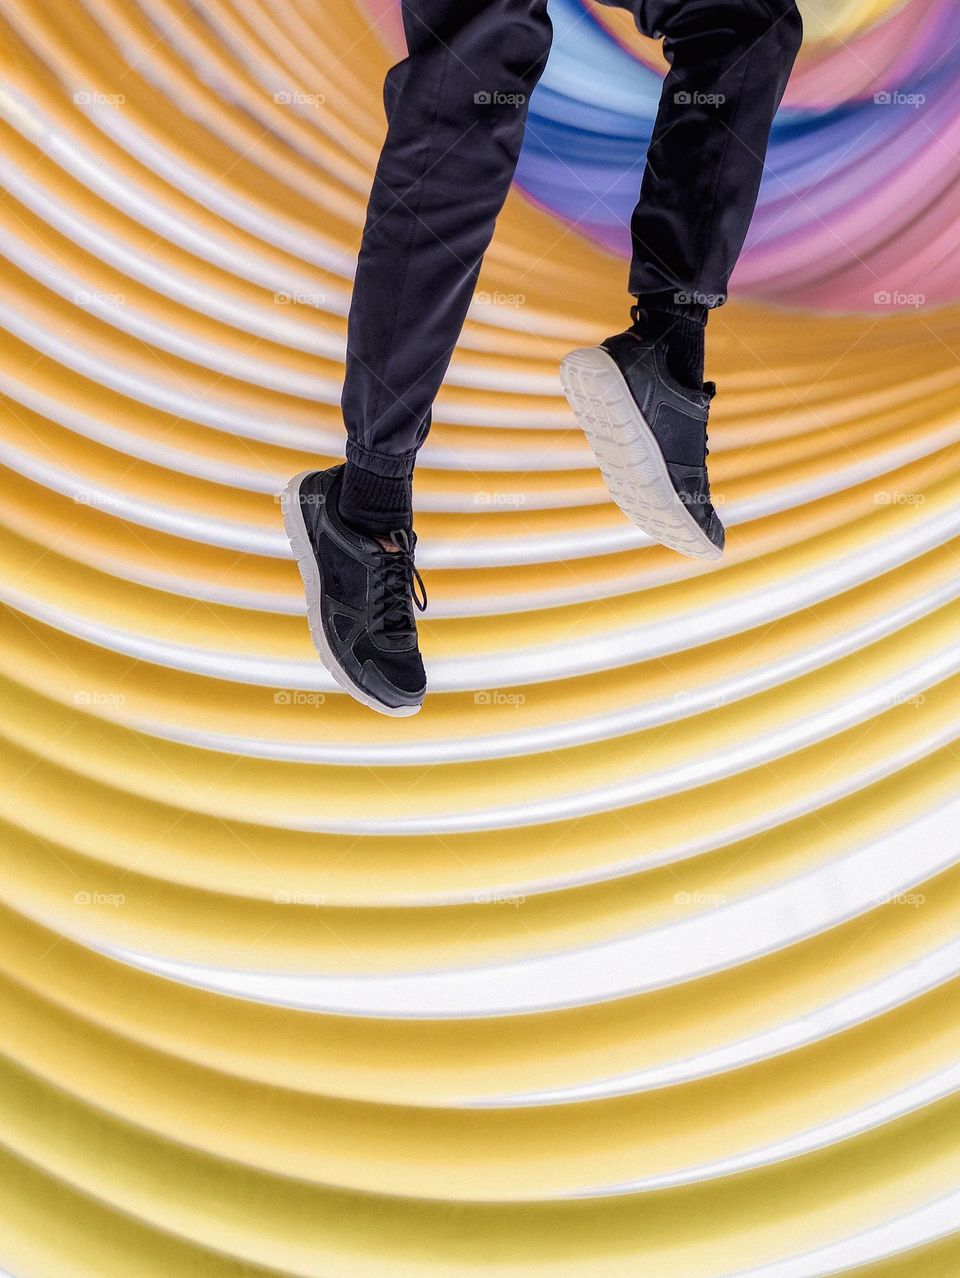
[339,0,804,532]
[282,0,803,715]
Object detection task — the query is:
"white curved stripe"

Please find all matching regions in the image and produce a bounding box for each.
[122,3,379,145]
[4,346,959,535]
[4,564,958,806]
[732,1191,960,1277]
[0,440,284,557]
[0,127,585,355]
[0,158,350,351]
[728,418,960,522]
[0,302,340,448]
[4,402,958,570]
[73,94,357,273]
[468,935,960,1106]
[420,495,959,577]
[0,224,570,397]
[2,500,954,703]
[3,94,597,357]
[19,717,960,899]
[3,601,959,842]
[430,505,959,667]
[4,452,953,613]
[133,572,960,769]
[78,3,374,195]
[353,639,960,835]
[0,363,598,509]
[467,297,593,339]
[2,163,578,392]
[0,91,352,288]
[0,372,280,492]
[27,65,628,385]
[0,297,577,450]
[0,436,618,563]
[0,317,322,444]
[564,1062,960,1196]
[0,368,601,505]
[105,796,960,1016]
[0,222,345,357]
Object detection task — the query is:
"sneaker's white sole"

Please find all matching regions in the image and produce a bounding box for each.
[560,347,723,562]
[281,470,422,718]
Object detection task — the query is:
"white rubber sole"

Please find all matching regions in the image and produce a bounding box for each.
[560,347,723,562]
[281,470,422,718]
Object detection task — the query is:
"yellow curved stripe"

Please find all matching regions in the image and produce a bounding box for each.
[0,0,958,1274]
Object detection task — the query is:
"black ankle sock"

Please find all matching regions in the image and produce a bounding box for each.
[632,306,706,390]
[339,463,412,537]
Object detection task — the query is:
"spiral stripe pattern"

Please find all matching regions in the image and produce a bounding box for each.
[1,0,959,1274]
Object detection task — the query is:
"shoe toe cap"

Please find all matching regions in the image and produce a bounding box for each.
[360,659,426,709]
[705,508,725,552]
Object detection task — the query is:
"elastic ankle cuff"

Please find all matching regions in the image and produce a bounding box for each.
[339,462,412,536]
[632,293,709,327]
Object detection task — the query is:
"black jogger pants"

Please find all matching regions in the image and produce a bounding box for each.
[340,0,803,513]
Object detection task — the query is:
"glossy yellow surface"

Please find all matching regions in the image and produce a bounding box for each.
[1,1,959,1275]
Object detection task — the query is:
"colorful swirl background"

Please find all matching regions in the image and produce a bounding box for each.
[1,0,960,1274]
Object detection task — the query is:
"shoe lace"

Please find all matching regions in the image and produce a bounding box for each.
[372,528,427,637]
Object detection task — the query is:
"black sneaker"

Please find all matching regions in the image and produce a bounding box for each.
[281,465,427,716]
[560,323,724,561]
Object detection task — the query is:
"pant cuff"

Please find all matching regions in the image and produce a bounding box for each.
[632,290,713,326]
[345,439,417,480]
